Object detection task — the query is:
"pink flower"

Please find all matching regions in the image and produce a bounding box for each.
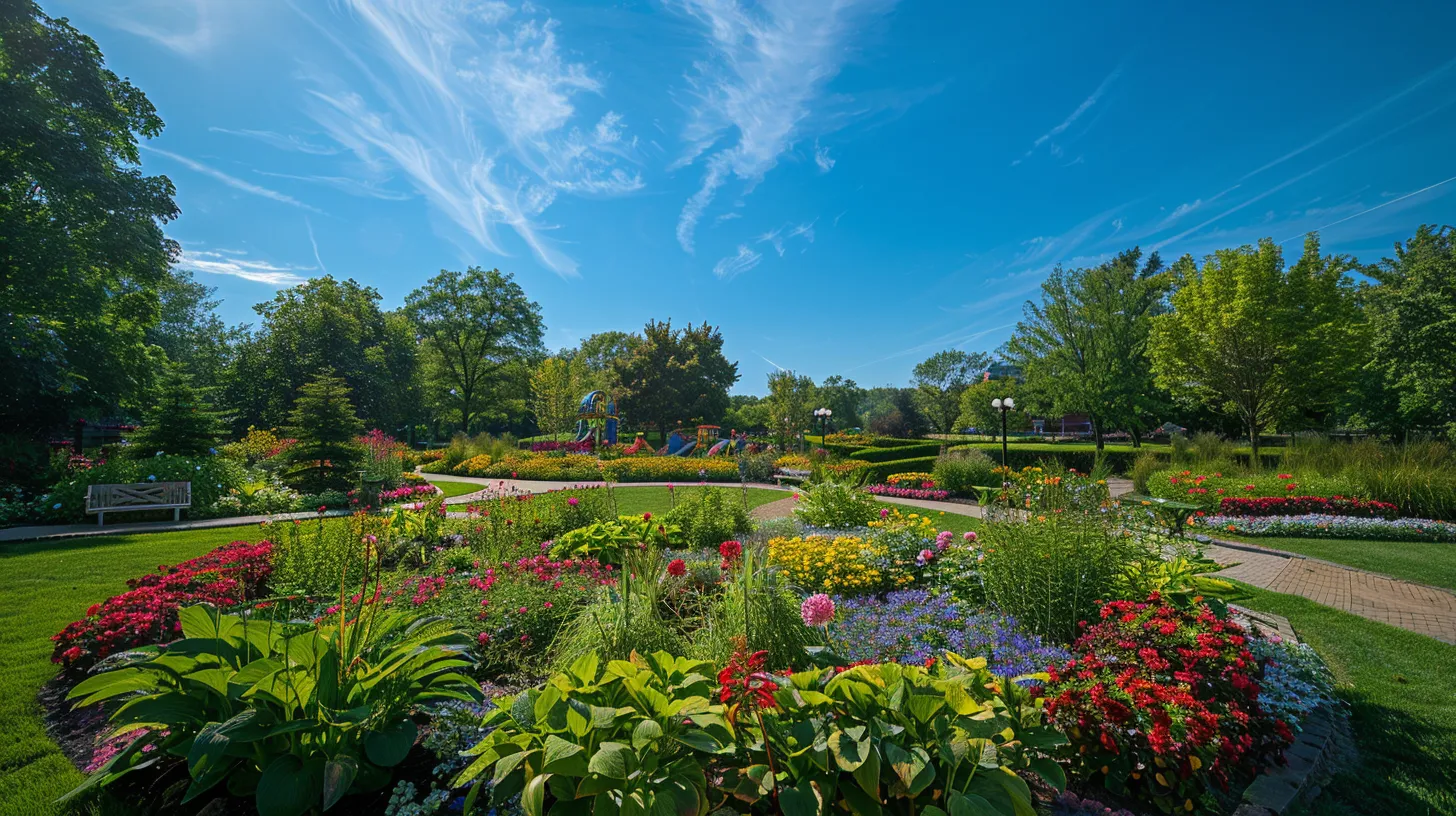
[880,508,890,519]
[917,548,935,566]
[477,632,491,646]
[800,593,836,627]
[518,606,528,614]
[963,531,977,542]
[543,602,553,609]
[567,497,579,507]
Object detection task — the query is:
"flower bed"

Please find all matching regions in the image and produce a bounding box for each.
[866,483,952,500]
[1046,595,1293,812]
[530,439,594,453]
[886,471,936,485]
[830,589,1069,673]
[1196,513,1456,542]
[1217,495,1398,518]
[51,541,274,671]
[1148,469,1359,503]
[378,483,442,503]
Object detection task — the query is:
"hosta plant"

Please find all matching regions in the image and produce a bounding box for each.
[552,515,683,563]
[63,604,481,816]
[728,651,1067,816]
[452,651,734,815]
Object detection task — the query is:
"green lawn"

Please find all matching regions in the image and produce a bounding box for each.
[608,486,788,518]
[0,527,256,815]
[1219,534,1456,591]
[1232,583,1456,815]
[424,478,484,499]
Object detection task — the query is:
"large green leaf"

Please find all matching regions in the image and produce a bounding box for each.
[948,791,1001,816]
[543,735,588,776]
[632,720,664,751]
[256,754,318,816]
[523,772,551,816]
[322,755,359,810]
[1026,757,1066,792]
[364,718,417,767]
[588,742,635,780]
[779,780,821,816]
[829,727,871,771]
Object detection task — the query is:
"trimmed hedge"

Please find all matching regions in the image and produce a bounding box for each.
[858,456,941,485]
[848,443,944,463]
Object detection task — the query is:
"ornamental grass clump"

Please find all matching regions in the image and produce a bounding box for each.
[1045,595,1293,814]
[975,512,1153,644]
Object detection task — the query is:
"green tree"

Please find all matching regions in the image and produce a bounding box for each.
[956,377,1032,436]
[1,1,180,463]
[223,276,418,433]
[281,371,365,491]
[406,267,544,435]
[567,330,642,394]
[723,394,770,433]
[1363,225,1456,441]
[530,356,586,440]
[148,268,235,391]
[818,375,865,430]
[765,370,818,448]
[124,364,227,456]
[912,350,992,434]
[612,320,739,434]
[1148,236,1365,464]
[1003,249,1169,449]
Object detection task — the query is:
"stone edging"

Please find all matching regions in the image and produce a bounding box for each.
[1229,607,1352,816]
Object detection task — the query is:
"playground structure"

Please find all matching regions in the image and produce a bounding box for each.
[575,390,618,447]
[568,389,757,457]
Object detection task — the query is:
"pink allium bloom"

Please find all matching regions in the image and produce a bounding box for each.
[800,593,836,627]
[568,497,580,507]
[963,531,977,542]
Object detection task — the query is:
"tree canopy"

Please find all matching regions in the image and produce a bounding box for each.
[611,320,738,434]
[912,350,992,435]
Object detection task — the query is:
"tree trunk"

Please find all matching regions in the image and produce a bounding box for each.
[1249,425,1261,471]
[1091,415,1104,451]
[1130,428,1142,448]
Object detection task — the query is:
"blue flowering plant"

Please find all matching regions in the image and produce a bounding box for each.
[829,590,1070,676]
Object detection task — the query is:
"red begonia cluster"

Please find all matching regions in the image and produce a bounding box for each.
[1217,495,1398,519]
[51,541,273,671]
[1044,595,1292,813]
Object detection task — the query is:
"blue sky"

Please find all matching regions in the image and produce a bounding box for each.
[49,0,1456,394]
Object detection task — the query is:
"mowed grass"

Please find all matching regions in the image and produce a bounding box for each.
[1218,534,1456,591]
[423,478,484,499]
[0,526,266,815]
[608,486,789,518]
[1232,583,1456,815]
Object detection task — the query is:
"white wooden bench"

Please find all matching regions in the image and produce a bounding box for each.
[85,481,191,526]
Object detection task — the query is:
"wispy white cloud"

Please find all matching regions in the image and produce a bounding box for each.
[297,0,643,278]
[757,220,817,256]
[94,0,222,56]
[712,244,763,280]
[1013,65,1121,165]
[304,217,327,275]
[175,248,312,285]
[210,127,341,155]
[141,145,325,213]
[255,170,413,201]
[714,212,742,225]
[814,141,836,173]
[671,0,896,252]
[1277,173,1456,244]
[1239,55,1456,183]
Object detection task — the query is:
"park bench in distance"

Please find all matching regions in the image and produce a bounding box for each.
[84,481,192,526]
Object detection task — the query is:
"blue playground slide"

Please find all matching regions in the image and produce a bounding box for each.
[673,440,698,456]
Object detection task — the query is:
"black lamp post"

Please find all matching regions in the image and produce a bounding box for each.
[813,407,832,446]
[991,396,1016,474]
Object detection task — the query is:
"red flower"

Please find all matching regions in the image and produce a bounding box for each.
[642,512,652,521]
[719,540,743,562]
[667,559,687,577]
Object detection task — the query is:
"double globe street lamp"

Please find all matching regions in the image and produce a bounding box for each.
[991,397,1016,474]
[813,407,833,444]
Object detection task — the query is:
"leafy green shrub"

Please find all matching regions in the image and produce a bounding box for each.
[664,486,752,549]
[40,454,247,523]
[271,512,392,596]
[693,543,815,671]
[552,515,682,563]
[974,514,1154,643]
[793,481,881,528]
[1129,452,1163,493]
[453,652,731,815]
[933,447,997,494]
[65,605,480,816]
[736,451,776,483]
[454,488,613,563]
[735,654,1066,816]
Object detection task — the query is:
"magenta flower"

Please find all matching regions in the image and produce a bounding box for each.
[800,593,836,627]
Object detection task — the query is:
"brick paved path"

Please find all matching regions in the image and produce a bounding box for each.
[1207,539,1456,644]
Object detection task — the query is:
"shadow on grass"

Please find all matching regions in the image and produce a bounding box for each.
[1305,689,1456,815]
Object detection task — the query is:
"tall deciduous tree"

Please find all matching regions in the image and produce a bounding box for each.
[765,370,818,448]
[1148,236,1364,464]
[956,377,1032,436]
[817,375,865,430]
[1,1,180,463]
[530,356,586,441]
[406,267,544,435]
[1003,248,1168,449]
[911,350,992,434]
[611,320,739,435]
[568,331,642,394]
[1363,225,1456,441]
